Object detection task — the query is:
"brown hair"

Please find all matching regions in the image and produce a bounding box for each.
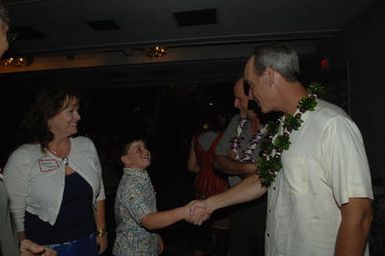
[17,87,80,151]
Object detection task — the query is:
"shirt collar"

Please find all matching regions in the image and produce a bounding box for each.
[123,167,148,178]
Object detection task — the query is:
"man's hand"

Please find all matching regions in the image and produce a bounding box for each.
[185,200,212,225]
[214,155,257,176]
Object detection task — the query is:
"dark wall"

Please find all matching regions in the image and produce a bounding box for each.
[344,0,385,182]
[315,0,385,182]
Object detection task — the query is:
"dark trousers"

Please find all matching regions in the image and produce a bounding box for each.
[228,200,266,256]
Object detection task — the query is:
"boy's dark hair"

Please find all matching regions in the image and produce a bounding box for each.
[119,133,146,157]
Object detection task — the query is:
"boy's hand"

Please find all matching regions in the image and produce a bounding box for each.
[157,235,164,254]
[185,200,211,225]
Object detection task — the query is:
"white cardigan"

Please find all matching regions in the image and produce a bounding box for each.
[3,136,106,232]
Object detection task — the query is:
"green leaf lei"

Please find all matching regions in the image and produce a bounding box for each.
[257,83,323,187]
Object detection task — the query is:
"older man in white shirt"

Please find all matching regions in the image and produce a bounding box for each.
[190,44,373,256]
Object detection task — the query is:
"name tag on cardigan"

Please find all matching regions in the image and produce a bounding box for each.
[39,159,60,172]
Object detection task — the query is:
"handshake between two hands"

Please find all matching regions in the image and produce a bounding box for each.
[184,199,213,226]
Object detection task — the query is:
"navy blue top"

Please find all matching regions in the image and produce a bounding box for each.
[25,172,95,244]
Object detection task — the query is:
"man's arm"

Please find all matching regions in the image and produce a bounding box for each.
[205,174,267,211]
[334,198,373,256]
[187,175,267,225]
[214,155,256,176]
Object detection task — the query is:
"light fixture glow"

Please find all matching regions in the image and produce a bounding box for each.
[1,56,32,67]
[143,46,168,57]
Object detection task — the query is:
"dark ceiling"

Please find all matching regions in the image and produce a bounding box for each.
[0,0,377,87]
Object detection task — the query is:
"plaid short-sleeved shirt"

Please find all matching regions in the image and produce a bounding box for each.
[113,168,159,256]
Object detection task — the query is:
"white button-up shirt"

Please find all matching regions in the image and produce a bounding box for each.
[265,100,373,256]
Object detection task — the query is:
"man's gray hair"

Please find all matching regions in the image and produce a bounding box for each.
[252,44,300,82]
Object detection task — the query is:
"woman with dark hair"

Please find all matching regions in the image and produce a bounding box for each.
[3,87,107,256]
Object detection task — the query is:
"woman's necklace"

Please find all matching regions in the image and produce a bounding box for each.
[257,83,323,187]
[49,144,70,166]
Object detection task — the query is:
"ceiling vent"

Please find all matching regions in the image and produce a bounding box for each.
[174,8,217,27]
[14,26,47,41]
[87,20,120,31]
[8,0,55,6]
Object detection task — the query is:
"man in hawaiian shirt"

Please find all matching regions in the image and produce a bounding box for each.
[214,77,266,255]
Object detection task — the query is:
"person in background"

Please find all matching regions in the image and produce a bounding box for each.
[3,87,107,256]
[0,1,56,255]
[113,134,207,256]
[213,77,266,255]
[190,44,373,256]
[187,101,230,256]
